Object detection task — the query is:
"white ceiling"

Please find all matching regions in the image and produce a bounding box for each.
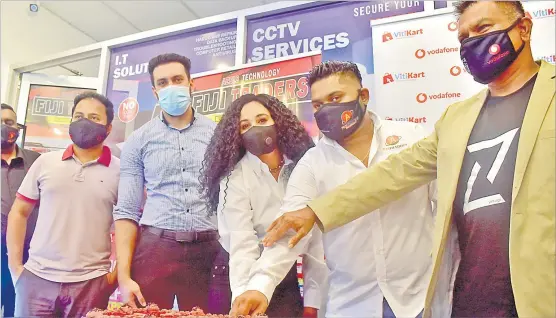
[1,0,273,78]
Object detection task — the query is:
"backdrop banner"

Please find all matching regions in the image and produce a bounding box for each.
[105,23,237,147]
[246,1,426,112]
[372,1,555,132]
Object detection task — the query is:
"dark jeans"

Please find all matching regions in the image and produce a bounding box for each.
[14,269,114,318]
[266,265,303,317]
[383,298,424,318]
[208,244,232,314]
[131,229,221,312]
[1,235,29,318]
[211,248,302,317]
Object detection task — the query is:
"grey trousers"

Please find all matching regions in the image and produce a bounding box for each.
[14,269,115,318]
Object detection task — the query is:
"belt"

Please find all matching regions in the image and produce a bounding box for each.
[142,225,219,243]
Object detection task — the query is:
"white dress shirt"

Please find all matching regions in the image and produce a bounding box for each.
[246,112,436,317]
[217,152,328,308]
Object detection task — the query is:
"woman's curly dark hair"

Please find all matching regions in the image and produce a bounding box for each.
[199,94,315,216]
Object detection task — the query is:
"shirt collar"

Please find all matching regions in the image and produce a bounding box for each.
[245,151,293,177]
[159,107,197,130]
[1,146,24,166]
[62,145,112,167]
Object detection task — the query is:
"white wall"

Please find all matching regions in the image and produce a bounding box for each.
[1,55,10,104]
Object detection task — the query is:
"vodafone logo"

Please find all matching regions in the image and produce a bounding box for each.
[415,47,459,59]
[416,92,462,103]
[448,21,458,31]
[118,97,139,123]
[415,49,426,59]
[416,93,428,103]
[450,66,462,76]
[489,44,501,55]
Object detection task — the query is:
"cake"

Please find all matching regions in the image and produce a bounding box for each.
[86,304,267,318]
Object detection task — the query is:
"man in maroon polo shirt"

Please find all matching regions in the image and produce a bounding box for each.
[7,92,120,318]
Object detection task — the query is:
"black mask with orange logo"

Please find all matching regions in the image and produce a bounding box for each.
[1,124,19,149]
[314,92,365,142]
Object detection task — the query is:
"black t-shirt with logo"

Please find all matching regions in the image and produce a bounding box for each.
[451,75,537,318]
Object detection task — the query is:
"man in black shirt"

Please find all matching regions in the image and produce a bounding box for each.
[1,103,40,317]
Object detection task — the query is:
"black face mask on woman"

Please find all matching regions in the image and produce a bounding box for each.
[69,119,108,149]
[314,92,365,142]
[242,125,277,156]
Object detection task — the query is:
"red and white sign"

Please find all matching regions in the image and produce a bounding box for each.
[118,97,139,123]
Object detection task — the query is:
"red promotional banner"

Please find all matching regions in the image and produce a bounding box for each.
[191,53,322,138]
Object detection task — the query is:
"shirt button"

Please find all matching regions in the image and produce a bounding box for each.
[187,209,190,213]
[182,168,185,172]
[181,147,184,151]
[185,189,189,192]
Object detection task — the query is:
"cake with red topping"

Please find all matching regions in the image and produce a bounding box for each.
[86,304,267,318]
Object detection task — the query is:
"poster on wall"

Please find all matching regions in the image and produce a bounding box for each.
[23,85,96,153]
[105,23,238,147]
[372,0,555,132]
[245,1,426,111]
[188,52,322,137]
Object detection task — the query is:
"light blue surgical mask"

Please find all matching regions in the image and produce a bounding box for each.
[157,85,191,116]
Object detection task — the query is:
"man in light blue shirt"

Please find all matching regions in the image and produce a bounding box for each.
[113,53,222,312]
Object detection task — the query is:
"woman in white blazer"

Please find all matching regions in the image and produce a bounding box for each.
[200,94,327,317]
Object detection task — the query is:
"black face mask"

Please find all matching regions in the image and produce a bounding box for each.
[242,125,277,156]
[1,124,19,149]
[460,19,525,84]
[314,92,365,142]
[69,119,108,149]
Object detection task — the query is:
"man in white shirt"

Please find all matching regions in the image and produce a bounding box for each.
[231,61,436,318]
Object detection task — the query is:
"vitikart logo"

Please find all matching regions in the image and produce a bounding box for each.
[382,29,424,42]
[383,72,426,84]
[529,7,555,19]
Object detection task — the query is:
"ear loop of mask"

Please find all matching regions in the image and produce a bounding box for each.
[512,18,526,56]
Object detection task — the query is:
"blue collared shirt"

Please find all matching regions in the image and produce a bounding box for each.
[113,111,216,231]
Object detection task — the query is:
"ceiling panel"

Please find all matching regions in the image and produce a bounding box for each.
[104,1,198,31]
[0,1,95,64]
[40,1,140,41]
[185,0,265,18]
